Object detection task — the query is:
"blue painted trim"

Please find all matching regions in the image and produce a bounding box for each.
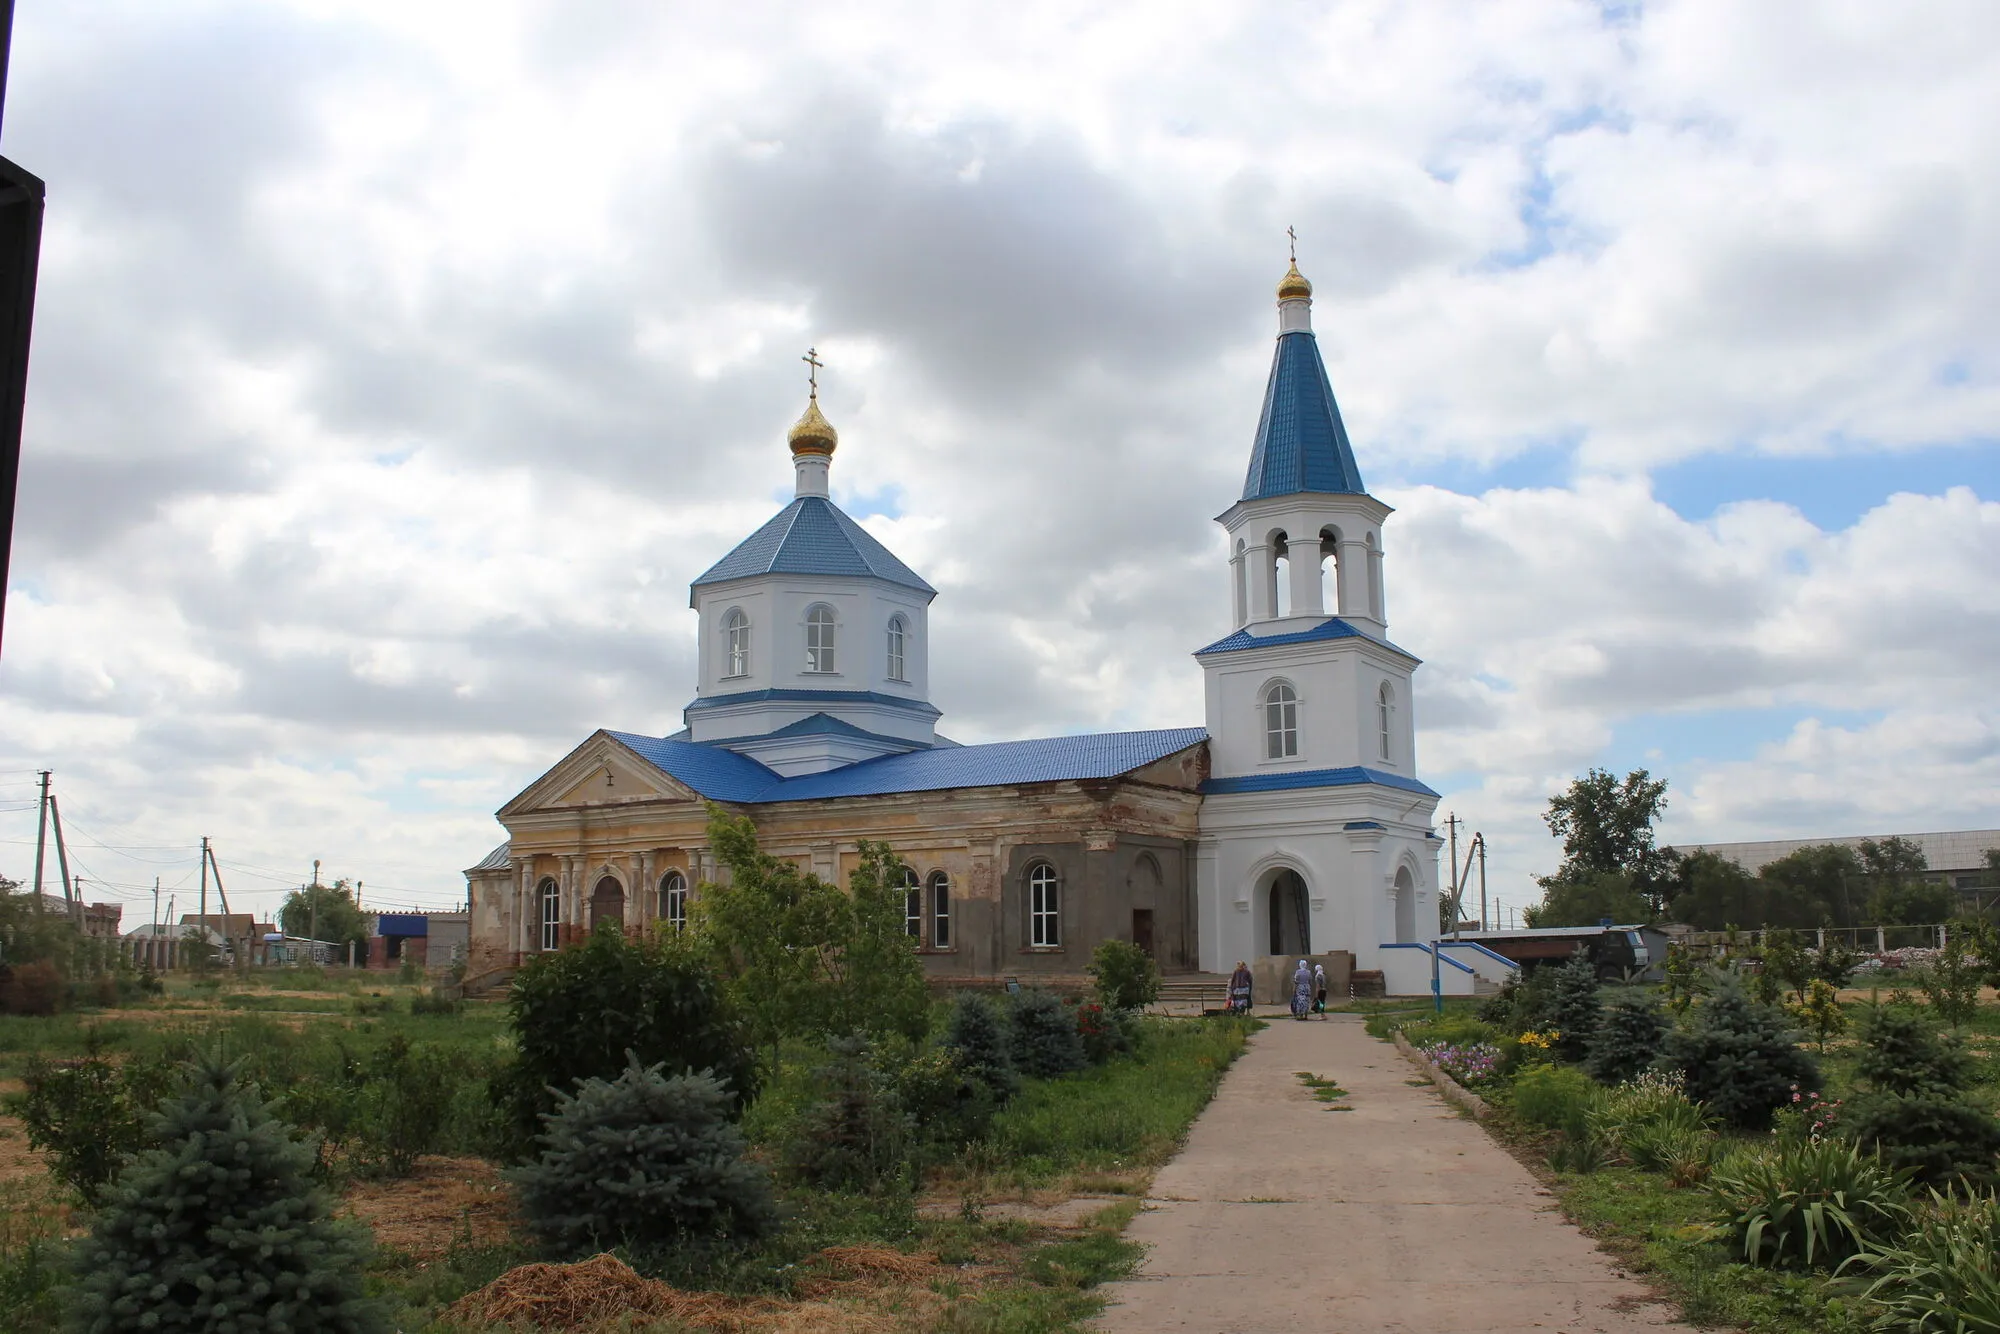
[1380,941,1475,975]
[685,688,943,721]
[1193,616,1419,660]
[1437,940,1520,971]
[1201,766,1440,798]
[1343,820,1384,831]
[702,712,923,751]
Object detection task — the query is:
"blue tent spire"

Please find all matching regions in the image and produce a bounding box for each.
[1240,264,1365,499]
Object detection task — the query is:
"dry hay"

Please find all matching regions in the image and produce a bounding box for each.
[811,1248,937,1283]
[443,1253,757,1331]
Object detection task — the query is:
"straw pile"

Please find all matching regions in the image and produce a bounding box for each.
[442,1253,751,1331]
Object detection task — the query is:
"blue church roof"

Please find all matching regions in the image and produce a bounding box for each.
[605,727,1207,804]
[1241,331,1365,500]
[691,495,934,595]
[1193,616,1418,660]
[1201,765,1439,798]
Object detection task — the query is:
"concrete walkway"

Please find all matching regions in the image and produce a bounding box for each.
[1094,1015,1698,1333]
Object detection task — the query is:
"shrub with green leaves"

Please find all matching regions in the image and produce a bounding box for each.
[12,1051,157,1205]
[1849,1187,2000,1332]
[1662,974,1819,1130]
[1843,1006,2000,1188]
[352,1034,459,1176]
[893,1043,995,1150]
[1511,1063,1601,1139]
[511,1057,775,1258]
[781,1037,912,1193]
[1087,940,1160,1013]
[502,923,756,1157]
[1584,996,1666,1085]
[1587,1070,1713,1170]
[69,1054,387,1333]
[942,992,1018,1102]
[1707,1139,1910,1270]
[1008,990,1088,1081]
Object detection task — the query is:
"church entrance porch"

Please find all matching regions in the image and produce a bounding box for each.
[1261,867,1311,958]
[590,876,626,930]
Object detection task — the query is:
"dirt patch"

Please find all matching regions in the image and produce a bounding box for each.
[342,1156,518,1258]
[0,1112,49,1187]
[915,1194,1127,1229]
[441,1250,966,1333]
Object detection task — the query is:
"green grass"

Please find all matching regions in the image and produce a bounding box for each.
[936,1200,1144,1333]
[984,1016,1255,1185]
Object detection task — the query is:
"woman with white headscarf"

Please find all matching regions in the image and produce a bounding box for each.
[1291,959,1312,1019]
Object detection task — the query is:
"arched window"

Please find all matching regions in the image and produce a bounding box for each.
[928,870,951,949]
[1272,531,1291,618]
[1028,863,1061,947]
[805,604,836,673]
[660,870,688,931]
[886,615,907,682]
[1320,527,1340,615]
[1264,681,1299,759]
[901,866,922,938]
[724,609,749,677]
[538,878,561,952]
[1378,682,1395,761]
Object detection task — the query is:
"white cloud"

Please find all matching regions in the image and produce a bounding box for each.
[0,0,1993,919]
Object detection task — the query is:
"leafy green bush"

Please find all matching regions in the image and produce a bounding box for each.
[1588,1070,1713,1171]
[11,1050,156,1205]
[352,1034,459,1177]
[502,924,756,1157]
[1,961,63,1016]
[942,992,1018,1103]
[1477,966,1554,1033]
[1844,1006,2000,1188]
[781,1037,911,1193]
[1584,997,1667,1085]
[409,988,460,1016]
[510,1057,775,1259]
[1087,940,1160,1012]
[893,1043,995,1151]
[1008,990,1087,1081]
[1663,975,1819,1129]
[1075,1002,1135,1066]
[1848,1188,2000,1331]
[1707,1139,1910,1270]
[1545,949,1603,1061]
[69,1054,388,1333]
[1511,1063,1602,1139]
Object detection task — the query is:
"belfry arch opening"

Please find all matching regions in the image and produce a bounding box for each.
[1271,530,1291,618]
[1258,866,1311,957]
[1319,526,1341,615]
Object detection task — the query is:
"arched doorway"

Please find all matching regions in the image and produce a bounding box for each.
[1393,866,1417,944]
[591,875,626,930]
[1264,868,1311,957]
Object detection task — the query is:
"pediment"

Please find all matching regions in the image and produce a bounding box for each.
[498,731,703,820]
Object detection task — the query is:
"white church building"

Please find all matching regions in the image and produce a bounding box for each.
[466,259,1466,996]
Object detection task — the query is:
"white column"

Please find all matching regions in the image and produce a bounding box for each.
[1246,542,1275,620]
[1228,550,1246,627]
[1338,538,1371,626]
[1287,540,1323,617]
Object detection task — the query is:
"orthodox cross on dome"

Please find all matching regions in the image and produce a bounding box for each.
[802,346,823,398]
[1287,224,1297,263]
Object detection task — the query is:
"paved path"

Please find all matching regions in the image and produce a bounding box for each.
[1094,1015,1698,1333]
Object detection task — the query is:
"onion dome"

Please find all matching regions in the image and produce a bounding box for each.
[787,395,838,457]
[1277,260,1312,301]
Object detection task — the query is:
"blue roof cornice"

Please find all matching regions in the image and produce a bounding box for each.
[690,495,935,598]
[1241,331,1365,500]
[1201,766,1439,798]
[1193,616,1418,662]
[684,687,943,722]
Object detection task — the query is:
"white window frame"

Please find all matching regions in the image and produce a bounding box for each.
[1378,683,1394,762]
[539,878,561,952]
[724,608,749,678]
[886,615,907,682]
[1029,864,1061,948]
[661,870,688,931]
[806,604,837,673]
[1264,681,1299,760]
[901,866,922,938]
[928,870,951,950]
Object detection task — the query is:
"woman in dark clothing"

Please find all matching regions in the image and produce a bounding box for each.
[1228,960,1253,1014]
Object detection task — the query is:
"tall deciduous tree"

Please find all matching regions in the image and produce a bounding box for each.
[697,805,928,1054]
[1536,768,1673,915]
[1859,836,1951,925]
[279,878,369,953]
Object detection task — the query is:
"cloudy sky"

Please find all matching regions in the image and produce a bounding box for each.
[0,0,1995,923]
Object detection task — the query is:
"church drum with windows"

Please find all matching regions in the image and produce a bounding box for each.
[465,262,1442,991]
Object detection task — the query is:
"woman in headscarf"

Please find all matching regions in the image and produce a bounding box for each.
[1228,960,1254,1014]
[1312,961,1329,1017]
[1291,959,1312,1019]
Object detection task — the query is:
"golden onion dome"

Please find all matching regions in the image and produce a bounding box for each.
[1277,260,1312,301]
[787,395,838,457]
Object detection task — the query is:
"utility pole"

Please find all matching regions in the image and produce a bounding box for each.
[1446,812,1462,939]
[203,840,240,970]
[47,790,75,927]
[1476,833,1488,934]
[198,836,209,962]
[29,767,45,915]
[152,875,160,951]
